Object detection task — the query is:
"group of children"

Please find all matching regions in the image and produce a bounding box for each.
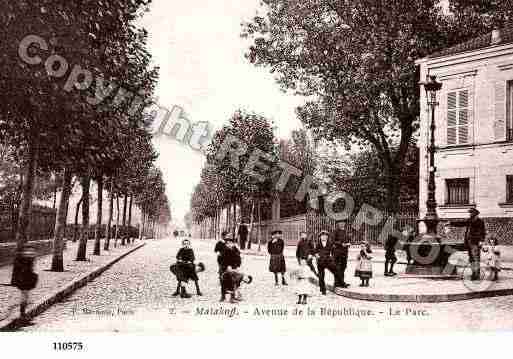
[169,229,503,305]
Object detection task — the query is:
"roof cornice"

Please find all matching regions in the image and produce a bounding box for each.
[415,43,513,69]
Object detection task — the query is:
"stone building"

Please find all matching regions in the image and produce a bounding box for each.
[416,26,513,243]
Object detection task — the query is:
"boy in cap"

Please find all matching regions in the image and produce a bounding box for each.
[296,231,318,277]
[219,234,243,302]
[268,229,287,286]
[171,238,204,298]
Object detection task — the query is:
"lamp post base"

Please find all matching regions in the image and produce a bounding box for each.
[403,233,466,278]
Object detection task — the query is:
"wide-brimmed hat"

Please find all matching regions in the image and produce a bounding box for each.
[271,229,283,235]
[468,208,480,215]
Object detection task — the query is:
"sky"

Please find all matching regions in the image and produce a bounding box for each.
[141,0,306,226]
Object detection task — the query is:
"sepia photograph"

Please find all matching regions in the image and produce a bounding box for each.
[1,0,513,354]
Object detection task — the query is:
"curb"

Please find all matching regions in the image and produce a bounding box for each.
[308,278,513,303]
[0,243,146,331]
[241,250,513,270]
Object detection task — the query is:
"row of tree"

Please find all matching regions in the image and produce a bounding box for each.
[0,1,171,281]
[242,0,512,213]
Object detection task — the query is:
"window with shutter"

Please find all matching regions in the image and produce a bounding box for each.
[446,90,470,145]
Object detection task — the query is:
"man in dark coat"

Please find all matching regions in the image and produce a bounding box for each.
[449,208,486,280]
[384,234,399,276]
[332,221,350,288]
[268,229,287,286]
[215,231,228,283]
[171,239,203,298]
[237,222,249,250]
[314,230,338,295]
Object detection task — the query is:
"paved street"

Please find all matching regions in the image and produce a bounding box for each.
[22,238,513,334]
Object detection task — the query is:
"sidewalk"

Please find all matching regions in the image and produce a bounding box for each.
[0,239,146,330]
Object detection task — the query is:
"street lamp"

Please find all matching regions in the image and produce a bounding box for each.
[403,74,459,277]
[421,74,443,242]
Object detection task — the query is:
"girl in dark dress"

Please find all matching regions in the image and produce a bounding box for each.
[170,239,204,298]
[268,230,287,286]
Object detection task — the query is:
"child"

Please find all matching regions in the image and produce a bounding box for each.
[170,239,204,298]
[12,244,38,320]
[219,236,252,303]
[482,235,501,281]
[355,242,373,287]
[292,259,314,305]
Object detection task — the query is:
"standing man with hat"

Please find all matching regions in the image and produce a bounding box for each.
[332,221,351,288]
[448,208,486,280]
[268,229,287,286]
[237,221,249,250]
[314,230,338,295]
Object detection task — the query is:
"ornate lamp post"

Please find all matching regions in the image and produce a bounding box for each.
[404,74,466,277]
[421,74,443,242]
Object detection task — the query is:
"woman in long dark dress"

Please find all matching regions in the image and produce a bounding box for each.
[268,230,287,286]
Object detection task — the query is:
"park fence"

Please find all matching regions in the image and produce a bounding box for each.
[1,204,140,243]
[0,205,56,243]
[192,208,419,247]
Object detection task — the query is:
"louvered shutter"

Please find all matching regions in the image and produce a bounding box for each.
[447,92,457,145]
[494,81,506,141]
[458,90,469,144]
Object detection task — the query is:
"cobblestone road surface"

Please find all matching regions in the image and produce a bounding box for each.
[22,238,513,334]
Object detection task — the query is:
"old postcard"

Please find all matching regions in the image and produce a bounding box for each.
[1,0,513,352]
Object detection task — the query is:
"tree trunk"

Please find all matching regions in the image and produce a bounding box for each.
[139,206,145,240]
[11,138,39,284]
[73,196,83,243]
[127,195,133,243]
[104,178,114,251]
[52,185,57,209]
[93,176,103,255]
[257,199,262,252]
[383,164,402,214]
[50,167,72,272]
[76,175,90,261]
[226,205,230,230]
[121,193,128,245]
[114,196,120,247]
[248,199,255,250]
[232,201,237,239]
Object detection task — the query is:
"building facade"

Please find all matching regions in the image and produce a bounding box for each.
[416,27,513,242]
